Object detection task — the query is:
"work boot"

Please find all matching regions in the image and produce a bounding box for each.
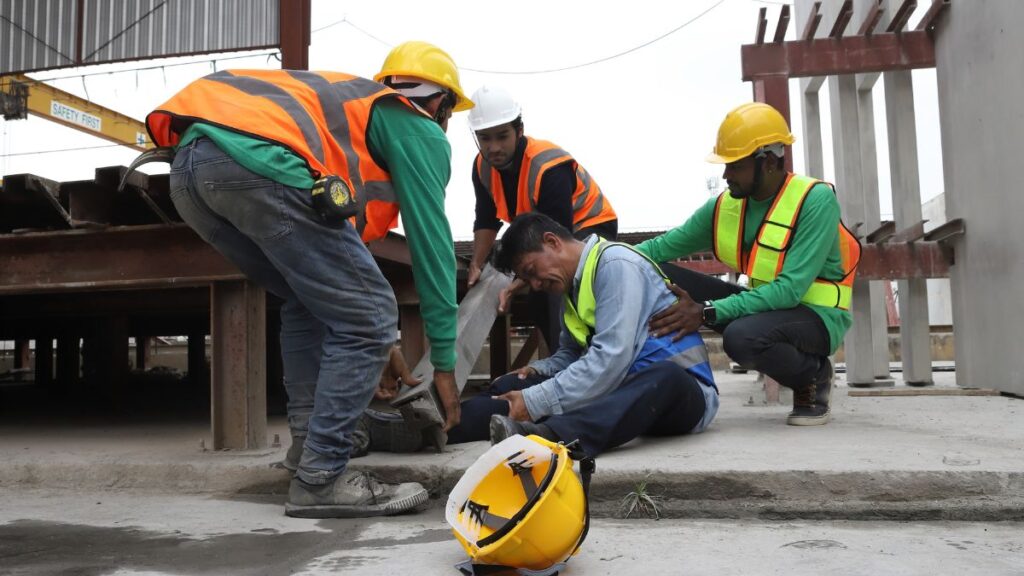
[364,408,426,453]
[273,434,305,472]
[488,414,558,445]
[285,469,429,518]
[786,358,834,426]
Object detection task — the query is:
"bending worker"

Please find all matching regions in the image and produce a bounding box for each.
[636,102,860,426]
[466,85,618,350]
[145,41,471,517]
[447,212,718,458]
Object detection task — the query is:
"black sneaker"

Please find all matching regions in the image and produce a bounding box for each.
[488,414,558,445]
[787,359,834,426]
[285,470,428,518]
[364,408,426,453]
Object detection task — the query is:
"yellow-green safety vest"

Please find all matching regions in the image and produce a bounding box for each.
[712,173,861,310]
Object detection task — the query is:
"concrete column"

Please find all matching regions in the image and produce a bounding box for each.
[884,70,934,386]
[800,78,826,178]
[934,1,1024,396]
[34,337,53,386]
[210,280,267,450]
[855,85,895,382]
[829,74,878,386]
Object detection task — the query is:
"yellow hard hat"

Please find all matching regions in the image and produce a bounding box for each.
[706,102,796,164]
[374,41,473,112]
[447,435,590,572]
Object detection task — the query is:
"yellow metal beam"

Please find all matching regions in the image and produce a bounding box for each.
[1,74,152,151]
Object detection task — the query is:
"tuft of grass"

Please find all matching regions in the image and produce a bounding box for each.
[619,473,661,520]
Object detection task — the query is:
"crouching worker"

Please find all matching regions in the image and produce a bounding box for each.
[446,212,719,457]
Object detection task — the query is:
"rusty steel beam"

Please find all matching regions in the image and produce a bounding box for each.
[857,242,950,280]
[865,220,897,243]
[887,0,918,33]
[858,0,884,36]
[916,0,951,33]
[773,4,791,43]
[801,1,823,41]
[829,0,854,38]
[95,166,174,225]
[0,224,245,295]
[210,280,267,450]
[755,7,768,44]
[741,30,936,80]
[0,174,71,233]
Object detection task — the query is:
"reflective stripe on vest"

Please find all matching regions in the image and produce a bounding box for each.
[711,174,861,310]
[146,69,416,242]
[476,137,616,233]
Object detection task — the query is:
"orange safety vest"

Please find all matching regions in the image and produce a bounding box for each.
[474,137,616,233]
[147,69,426,243]
[712,173,861,309]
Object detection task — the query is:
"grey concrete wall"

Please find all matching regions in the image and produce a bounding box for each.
[934,1,1024,395]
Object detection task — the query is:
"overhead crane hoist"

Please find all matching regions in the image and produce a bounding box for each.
[0,73,153,152]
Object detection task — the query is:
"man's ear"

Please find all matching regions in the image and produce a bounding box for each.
[542,231,562,250]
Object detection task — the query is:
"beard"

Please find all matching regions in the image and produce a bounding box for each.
[728,182,752,199]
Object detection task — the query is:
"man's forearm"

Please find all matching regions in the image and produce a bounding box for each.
[471,228,498,268]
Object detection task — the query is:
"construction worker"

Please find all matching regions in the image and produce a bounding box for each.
[637,102,861,426]
[145,41,472,517]
[466,85,618,350]
[446,212,719,458]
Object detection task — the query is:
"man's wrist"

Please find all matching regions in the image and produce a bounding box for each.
[701,300,717,326]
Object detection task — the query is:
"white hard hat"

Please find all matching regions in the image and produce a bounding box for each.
[468,85,522,131]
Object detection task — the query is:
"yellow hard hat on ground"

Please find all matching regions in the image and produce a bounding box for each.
[706,102,796,164]
[447,434,595,575]
[374,40,473,112]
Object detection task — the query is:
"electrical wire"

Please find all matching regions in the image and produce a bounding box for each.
[462,0,727,74]
[23,50,280,84]
[0,144,123,158]
[327,0,726,76]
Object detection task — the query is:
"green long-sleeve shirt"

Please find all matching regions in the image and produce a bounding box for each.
[179,98,457,370]
[635,182,852,353]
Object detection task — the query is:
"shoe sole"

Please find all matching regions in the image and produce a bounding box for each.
[488,415,514,445]
[786,411,831,426]
[284,486,429,519]
[271,460,298,472]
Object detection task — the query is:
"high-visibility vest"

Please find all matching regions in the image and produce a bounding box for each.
[563,239,715,388]
[147,69,426,243]
[712,173,861,310]
[475,137,617,233]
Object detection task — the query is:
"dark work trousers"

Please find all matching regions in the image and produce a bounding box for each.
[446,361,707,457]
[529,221,619,352]
[658,264,831,390]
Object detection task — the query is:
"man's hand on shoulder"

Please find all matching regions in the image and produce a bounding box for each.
[649,284,704,341]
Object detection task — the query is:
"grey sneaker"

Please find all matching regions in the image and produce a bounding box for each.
[787,359,834,426]
[285,470,429,518]
[488,414,557,445]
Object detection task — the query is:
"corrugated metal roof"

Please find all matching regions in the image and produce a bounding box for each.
[1,0,279,75]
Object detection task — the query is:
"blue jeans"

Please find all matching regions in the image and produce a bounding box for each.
[448,361,708,457]
[169,137,397,484]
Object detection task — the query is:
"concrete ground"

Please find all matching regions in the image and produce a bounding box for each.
[1,490,1022,576]
[2,369,1024,574]
[2,370,1021,520]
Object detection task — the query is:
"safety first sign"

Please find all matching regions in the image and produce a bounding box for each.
[50,100,102,132]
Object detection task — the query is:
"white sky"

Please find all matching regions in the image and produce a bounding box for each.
[0,0,944,240]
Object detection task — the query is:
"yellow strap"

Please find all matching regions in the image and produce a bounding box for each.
[750,278,852,310]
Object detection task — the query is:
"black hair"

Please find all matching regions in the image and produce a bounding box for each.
[510,116,523,133]
[494,212,573,274]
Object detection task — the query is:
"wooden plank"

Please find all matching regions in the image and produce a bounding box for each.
[848,388,1002,397]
